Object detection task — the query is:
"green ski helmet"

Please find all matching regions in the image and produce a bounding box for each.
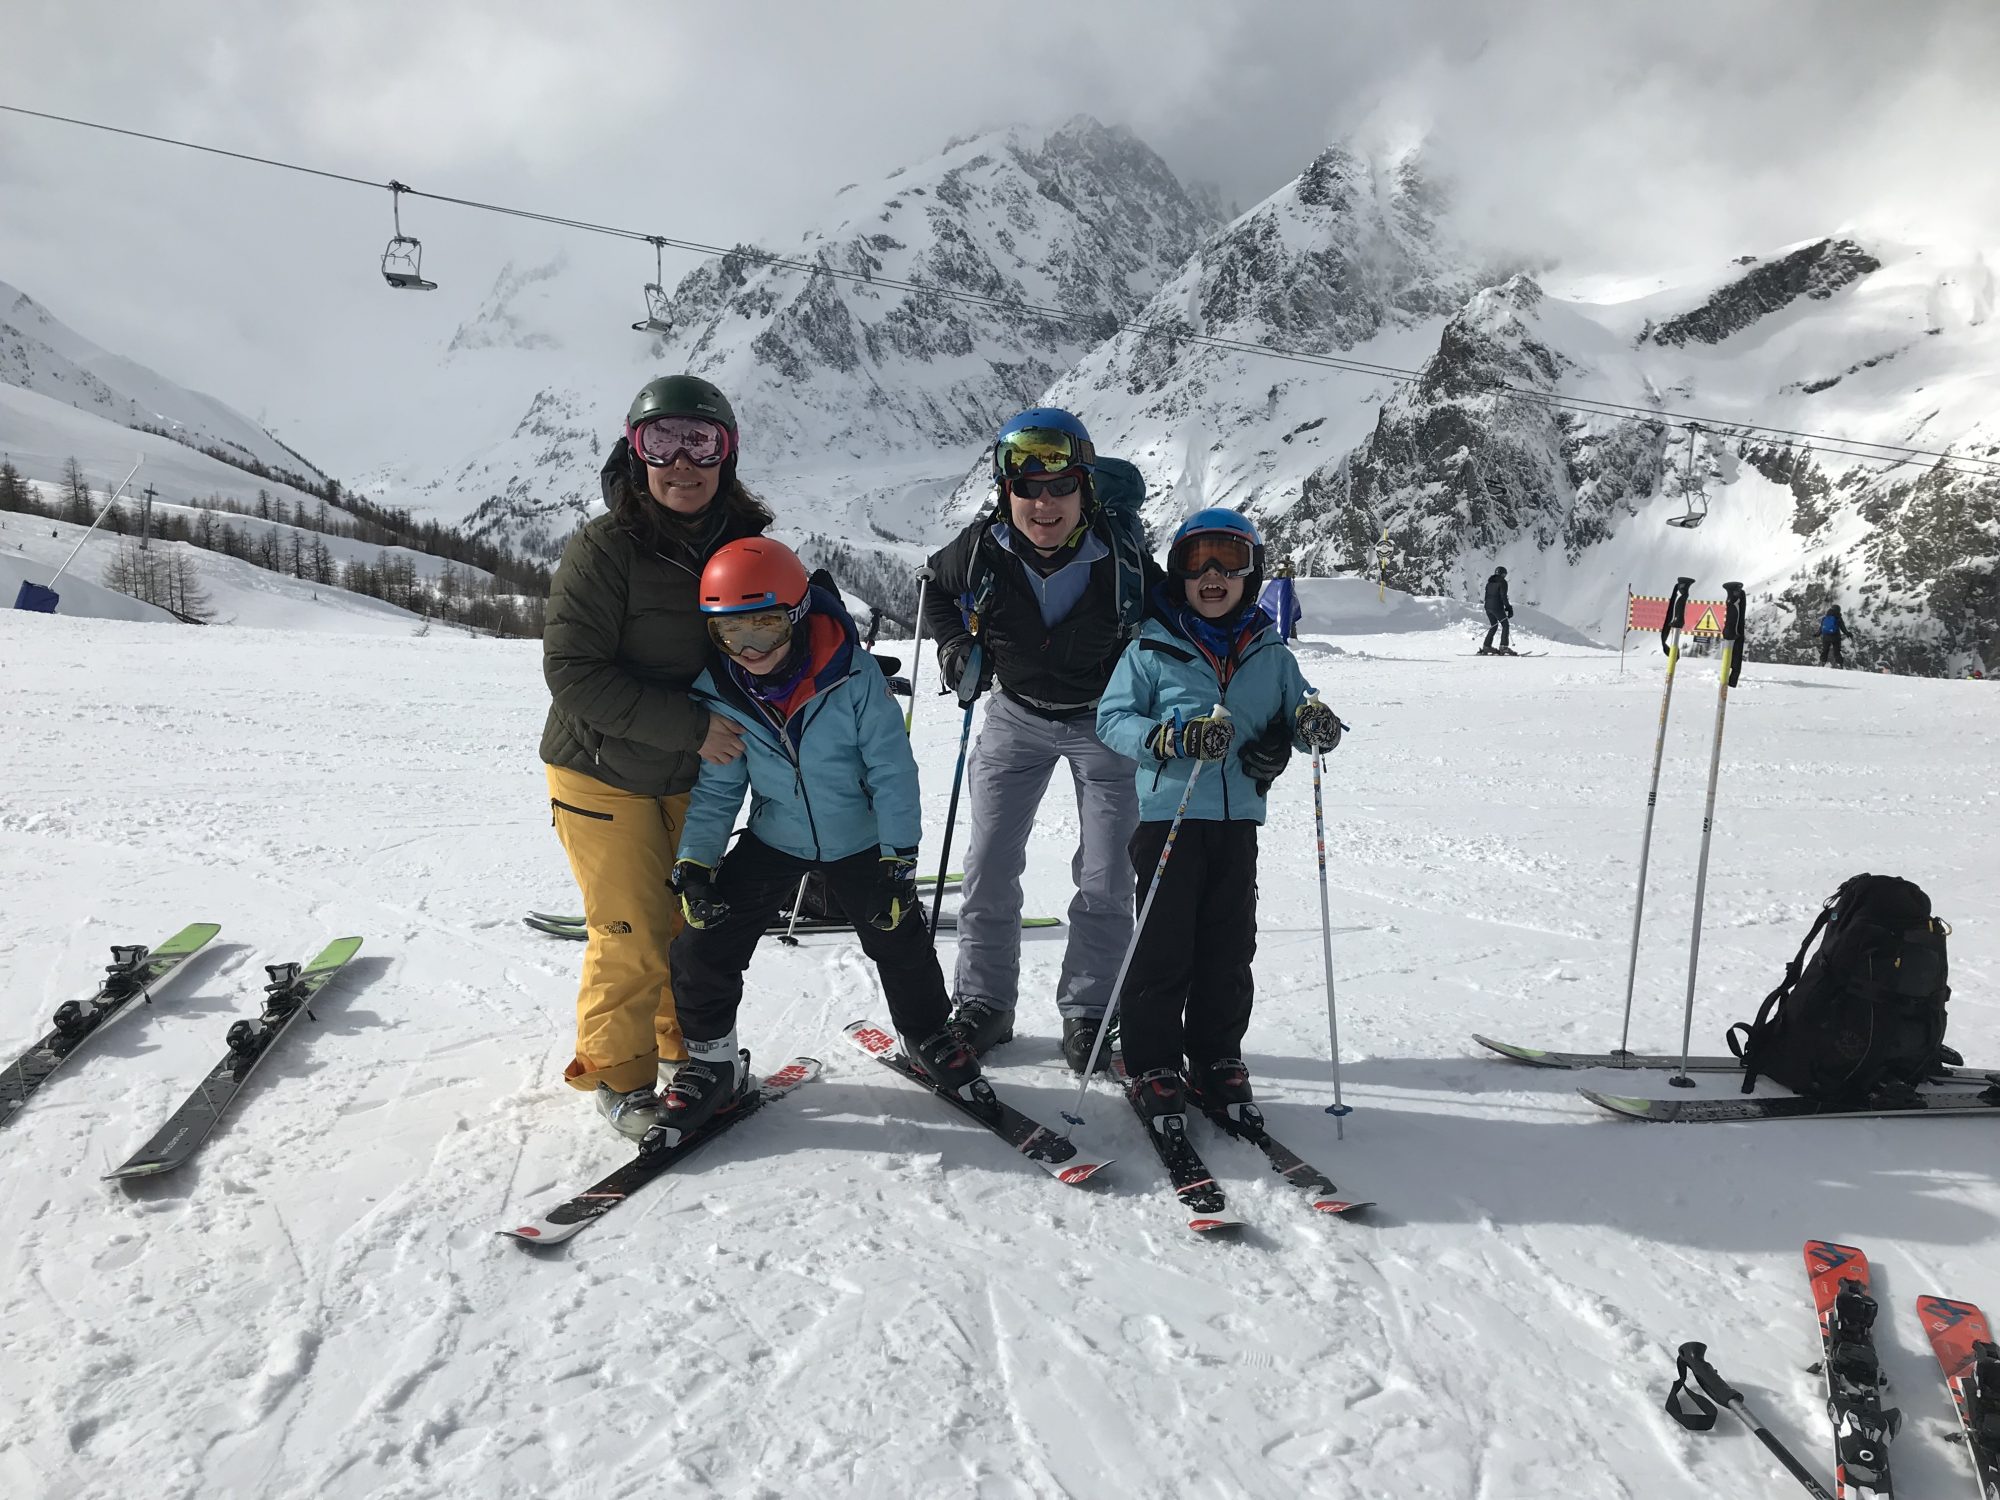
[627,374,737,436]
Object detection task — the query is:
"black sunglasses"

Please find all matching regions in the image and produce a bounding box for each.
[1010,473,1082,501]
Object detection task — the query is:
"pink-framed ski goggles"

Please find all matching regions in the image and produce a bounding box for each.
[630,414,734,469]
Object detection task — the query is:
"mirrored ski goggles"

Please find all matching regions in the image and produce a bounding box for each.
[1171,533,1256,579]
[706,607,795,657]
[632,414,733,468]
[1009,472,1083,502]
[995,426,1094,479]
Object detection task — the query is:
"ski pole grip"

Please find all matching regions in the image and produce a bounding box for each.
[1676,1341,1741,1406]
[1662,577,1694,652]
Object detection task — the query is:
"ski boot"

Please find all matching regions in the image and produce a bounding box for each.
[1187,1058,1263,1136]
[1127,1067,1189,1142]
[649,1035,750,1148]
[594,1082,662,1142]
[947,998,1014,1056]
[1061,1014,1118,1075]
[907,1028,985,1098]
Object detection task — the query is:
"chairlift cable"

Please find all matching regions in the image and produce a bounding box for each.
[3,101,1996,481]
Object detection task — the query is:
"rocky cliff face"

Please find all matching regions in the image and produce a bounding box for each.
[1017,138,1493,532]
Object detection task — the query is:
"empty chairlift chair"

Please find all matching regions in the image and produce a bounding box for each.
[380,182,437,292]
[1665,422,1707,529]
[632,237,672,335]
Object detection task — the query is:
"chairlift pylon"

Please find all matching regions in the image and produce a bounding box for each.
[632,236,672,335]
[1665,422,1707,529]
[381,181,438,292]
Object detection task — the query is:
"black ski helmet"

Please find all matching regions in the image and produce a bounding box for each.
[624,375,739,493]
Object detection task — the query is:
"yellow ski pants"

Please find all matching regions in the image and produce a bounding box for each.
[546,765,689,1094]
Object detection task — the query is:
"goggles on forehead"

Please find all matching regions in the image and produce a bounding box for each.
[1171,533,1257,579]
[707,607,796,657]
[1010,472,1083,502]
[995,426,1094,479]
[632,414,733,469]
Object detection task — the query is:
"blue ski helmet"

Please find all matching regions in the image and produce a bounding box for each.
[1169,508,1266,577]
[992,407,1095,483]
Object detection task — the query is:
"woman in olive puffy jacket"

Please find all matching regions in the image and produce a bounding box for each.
[540,374,771,1140]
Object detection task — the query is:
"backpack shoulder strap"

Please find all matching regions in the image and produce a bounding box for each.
[1729,904,1834,1092]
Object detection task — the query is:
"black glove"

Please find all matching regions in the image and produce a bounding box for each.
[1294,697,1346,753]
[1239,717,1294,794]
[866,852,920,931]
[939,638,993,701]
[1506,605,1515,619]
[1145,711,1234,762]
[670,860,728,929]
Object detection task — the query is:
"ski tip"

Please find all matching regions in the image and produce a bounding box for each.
[104,1162,170,1181]
[1189,1217,1245,1236]
[1578,1090,1657,1118]
[1054,1159,1112,1185]
[504,1225,544,1240]
[1312,1198,1374,1216]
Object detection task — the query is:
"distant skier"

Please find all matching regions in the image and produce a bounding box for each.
[1097,510,1346,1140]
[658,539,982,1140]
[921,408,1162,1073]
[1818,605,1846,667]
[541,375,768,1141]
[1479,566,1515,655]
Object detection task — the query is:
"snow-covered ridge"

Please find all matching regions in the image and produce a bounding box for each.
[0,278,327,488]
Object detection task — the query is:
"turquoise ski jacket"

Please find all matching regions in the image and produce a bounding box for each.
[1097,604,1314,824]
[680,590,921,867]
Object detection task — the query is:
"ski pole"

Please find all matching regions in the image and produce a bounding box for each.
[1615,576,1694,1061]
[1310,732,1352,1136]
[1065,704,1229,1129]
[928,638,984,934]
[776,874,812,948]
[1665,1341,1834,1499]
[904,568,930,735]
[1670,582,1747,1088]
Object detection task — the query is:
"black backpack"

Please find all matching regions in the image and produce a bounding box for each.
[1727,874,1953,1103]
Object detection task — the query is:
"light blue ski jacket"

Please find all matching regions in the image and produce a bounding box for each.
[1097,605,1315,824]
[679,590,921,867]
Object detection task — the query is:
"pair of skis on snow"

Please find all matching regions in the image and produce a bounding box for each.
[501,1018,1371,1245]
[1781,1241,1996,1499]
[1,922,362,1178]
[1473,1034,2000,1123]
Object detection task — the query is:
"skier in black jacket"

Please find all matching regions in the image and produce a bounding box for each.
[1479,567,1515,655]
[922,408,1162,1073]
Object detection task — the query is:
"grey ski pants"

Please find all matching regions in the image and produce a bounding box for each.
[953,692,1138,1020]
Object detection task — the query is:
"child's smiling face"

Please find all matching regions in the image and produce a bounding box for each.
[1185,572,1244,619]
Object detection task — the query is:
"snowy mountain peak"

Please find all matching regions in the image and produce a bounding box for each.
[1022,131,1492,528]
[445,255,571,357]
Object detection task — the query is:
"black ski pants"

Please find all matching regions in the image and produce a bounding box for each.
[1819,636,1843,666]
[1482,611,1511,652]
[1116,818,1259,1081]
[670,833,952,1045]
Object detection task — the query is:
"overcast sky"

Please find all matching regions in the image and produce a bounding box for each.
[3,0,1996,473]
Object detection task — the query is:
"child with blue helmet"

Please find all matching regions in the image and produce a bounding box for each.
[1097,509,1345,1147]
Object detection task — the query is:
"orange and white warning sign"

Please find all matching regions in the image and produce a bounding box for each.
[1629,594,1728,636]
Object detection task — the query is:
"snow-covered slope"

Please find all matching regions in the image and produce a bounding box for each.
[0,278,326,488]
[3,608,1996,1497]
[371,117,1219,560]
[2,506,435,632]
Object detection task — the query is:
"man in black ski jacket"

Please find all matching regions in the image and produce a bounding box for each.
[922,408,1161,1074]
[1480,566,1514,655]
